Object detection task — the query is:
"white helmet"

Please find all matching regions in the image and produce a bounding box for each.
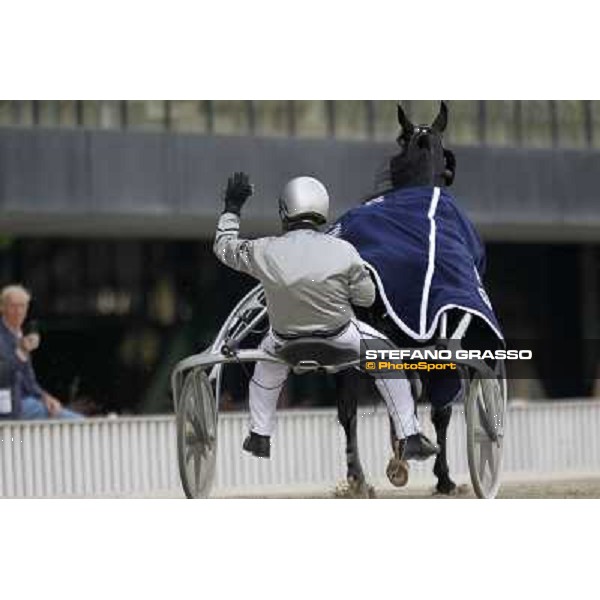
[278,176,329,225]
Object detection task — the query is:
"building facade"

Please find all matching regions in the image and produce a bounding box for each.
[0,101,598,412]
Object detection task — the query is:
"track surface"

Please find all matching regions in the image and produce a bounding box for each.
[118,477,600,499]
[352,478,600,499]
[221,479,600,499]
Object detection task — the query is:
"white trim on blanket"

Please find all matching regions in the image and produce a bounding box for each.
[419,187,440,335]
[365,264,505,342]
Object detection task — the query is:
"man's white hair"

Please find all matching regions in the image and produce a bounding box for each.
[0,284,32,308]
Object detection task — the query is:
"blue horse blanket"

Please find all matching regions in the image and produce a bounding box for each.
[329,186,503,341]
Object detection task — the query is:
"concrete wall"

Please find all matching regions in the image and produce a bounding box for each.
[1,127,599,241]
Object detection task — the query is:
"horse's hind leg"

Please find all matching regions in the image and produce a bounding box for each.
[431,403,457,495]
[386,371,420,487]
[338,396,364,485]
[386,416,410,487]
[335,370,374,498]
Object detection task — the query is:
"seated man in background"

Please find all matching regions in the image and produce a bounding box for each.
[0,284,82,420]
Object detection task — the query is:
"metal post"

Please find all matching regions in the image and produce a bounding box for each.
[164,100,172,131]
[583,100,593,148]
[478,100,487,146]
[205,101,214,134]
[246,100,256,135]
[286,101,296,136]
[365,100,375,139]
[514,100,523,146]
[549,100,558,148]
[119,101,128,129]
[75,101,84,127]
[326,100,335,137]
[32,101,40,126]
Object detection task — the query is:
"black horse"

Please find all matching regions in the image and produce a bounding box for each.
[335,101,499,496]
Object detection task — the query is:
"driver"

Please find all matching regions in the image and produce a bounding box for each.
[213,172,439,461]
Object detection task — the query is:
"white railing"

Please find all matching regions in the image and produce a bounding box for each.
[1,400,599,497]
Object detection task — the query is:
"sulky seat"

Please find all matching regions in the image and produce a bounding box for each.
[276,339,359,374]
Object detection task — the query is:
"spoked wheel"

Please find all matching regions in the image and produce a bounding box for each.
[465,361,507,499]
[176,369,218,498]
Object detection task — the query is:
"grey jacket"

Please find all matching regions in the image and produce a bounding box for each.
[214,213,375,336]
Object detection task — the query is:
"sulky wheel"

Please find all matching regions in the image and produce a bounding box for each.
[176,369,218,498]
[465,361,507,499]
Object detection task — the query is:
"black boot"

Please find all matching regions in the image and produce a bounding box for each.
[242,432,271,458]
[402,433,439,461]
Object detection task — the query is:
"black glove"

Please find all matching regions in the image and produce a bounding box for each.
[223,172,253,216]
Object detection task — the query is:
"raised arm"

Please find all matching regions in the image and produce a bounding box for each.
[213,172,256,276]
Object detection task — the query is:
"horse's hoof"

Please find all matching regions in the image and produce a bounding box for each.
[455,484,470,496]
[432,483,470,497]
[434,478,457,496]
[386,456,410,488]
[333,478,375,499]
[348,477,374,499]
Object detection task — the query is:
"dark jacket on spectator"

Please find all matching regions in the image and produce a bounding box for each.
[0,319,43,417]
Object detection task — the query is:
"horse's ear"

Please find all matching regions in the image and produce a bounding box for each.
[397,102,414,138]
[431,101,448,134]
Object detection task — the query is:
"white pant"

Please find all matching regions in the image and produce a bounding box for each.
[248,319,420,439]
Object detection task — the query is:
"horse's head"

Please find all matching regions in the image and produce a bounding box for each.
[386,101,456,189]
